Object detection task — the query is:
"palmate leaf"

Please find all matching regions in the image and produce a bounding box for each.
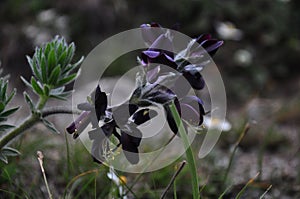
[23,36,83,100]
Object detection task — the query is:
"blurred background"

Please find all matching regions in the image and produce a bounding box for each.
[0,0,299,198]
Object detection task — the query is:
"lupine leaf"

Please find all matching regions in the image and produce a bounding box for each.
[42,119,60,134]
[48,49,57,72]
[1,81,7,100]
[0,153,8,164]
[0,117,7,122]
[49,86,65,95]
[1,147,21,157]
[41,54,48,82]
[0,124,15,132]
[44,84,50,96]
[31,77,44,95]
[0,107,19,117]
[0,102,5,113]
[20,76,32,88]
[58,51,67,67]
[57,73,77,87]
[5,88,16,105]
[23,91,35,112]
[65,43,75,65]
[49,65,61,86]
[27,56,42,81]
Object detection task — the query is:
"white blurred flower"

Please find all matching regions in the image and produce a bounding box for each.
[234,49,253,67]
[215,21,243,41]
[107,167,128,199]
[37,9,56,24]
[203,116,232,131]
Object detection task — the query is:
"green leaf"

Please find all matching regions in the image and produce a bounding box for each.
[49,65,61,86]
[0,107,19,117]
[2,147,21,157]
[42,119,60,134]
[57,73,77,87]
[43,84,50,96]
[20,76,32,88]
[0,153,8,164]
[72,56,84,69]
[44,43,51,58]
[47,49,57,71]
[5,88,16,105]
[0,117,7,123]
[50,89,73,100]
[58,51,67,67]
[31,77,44,95]
[50,86,65,95]
[23,91,35,112]
[57,42,64,58]
[65,43,75,65]
[1,81,7,101]
[0,102,5,113]
[0,124,15,132]
[41,54,48,82]
[27,55,42,81]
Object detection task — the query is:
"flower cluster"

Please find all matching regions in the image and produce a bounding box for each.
[66,23,223,164]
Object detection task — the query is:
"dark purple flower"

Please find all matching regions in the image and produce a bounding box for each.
[141,22,164,45]
[193,34,224,57]
[182,65,205,90]
[164,95,205,135]
[66,111,91,139]
[121,126,142,164]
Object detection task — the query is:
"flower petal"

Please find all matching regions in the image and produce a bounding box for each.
[180,96,205,126]
[182,65,205,90]
[66,111,91,138]
[94,85,108,120]
[164,98,181,135]
[121,127,142,164]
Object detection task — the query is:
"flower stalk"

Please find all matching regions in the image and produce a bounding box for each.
[169,102,200,199]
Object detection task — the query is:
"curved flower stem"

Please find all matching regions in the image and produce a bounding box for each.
[0,107,78,149]
[169,102,200,199]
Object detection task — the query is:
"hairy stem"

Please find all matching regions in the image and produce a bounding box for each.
[0,107,78,149]
[36,95,48,110]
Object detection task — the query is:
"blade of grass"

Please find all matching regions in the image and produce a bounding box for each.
[218,186,232,199]
[235,172,259,199]
[0,189,24,199]
[223,123,250,184]
[259,185,272,199]
[160,160,186,199]
[73,175,96,199]
[63,169,100,198]
[169,102,200,199]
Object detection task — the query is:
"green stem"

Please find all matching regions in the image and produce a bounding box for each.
[0,107,77,149]
[0,113,40,149]
[169,102,200,199]
[36,95,48,110]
